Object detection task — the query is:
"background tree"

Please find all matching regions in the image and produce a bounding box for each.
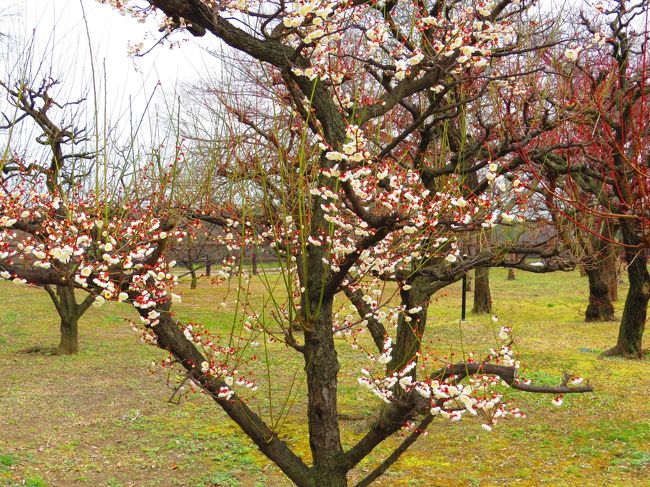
[522,0,650,357]
[1,77,97,354]
[473,266,493,313]
[580,221,619,322]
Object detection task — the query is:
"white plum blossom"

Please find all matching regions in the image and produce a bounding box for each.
[565,47,581,62]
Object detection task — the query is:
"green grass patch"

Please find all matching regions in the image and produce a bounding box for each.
[0,269,648,485]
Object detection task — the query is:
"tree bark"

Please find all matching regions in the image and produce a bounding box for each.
[464,272,473,291]
[602,224,648,358]
[45,285,95,355]
[388,275,430,374]
[189,262,198,289]
[585,262,615,322]
[252,252,258,275]
[507,268,516,280]
[303,276,346,484]
[584,225,618,321]
[57,284,79,355]
[473,267,492,314]
[602,247,618,302]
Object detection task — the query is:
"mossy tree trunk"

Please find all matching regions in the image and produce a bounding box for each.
[585,261,615,322]
[602,223,648,358]
[585,232,618,322]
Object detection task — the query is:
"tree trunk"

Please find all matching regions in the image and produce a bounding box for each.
[205,256,212,277]
[602,247,618,302]
[601,223,619,302]
[303,303,347,485]
[473,267,492,314]
[45,285,94,355]
[189,263,198,289]
[507,268,516,280]
[585,263,615,322]
[389,275,430,374]
[464,272,472,291]
[57,285,80,355]
[301,241,346,485]
[602,224,648,358]
[252,252,258,275]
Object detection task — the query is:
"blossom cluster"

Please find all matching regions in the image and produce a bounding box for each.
[0,177,186,326]
[357,325,532,431]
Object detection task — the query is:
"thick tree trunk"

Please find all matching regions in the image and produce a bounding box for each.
[252,252,258,275]
[585,264,615,322]
[389,275,430,374]
[473,267,492,314]
[507,268,516,281]
[301,241,346,485]
[303,301,346,485]
[205,256,212,277]
[57,285,80,355]
[602,224,648,358]
[602,247,618,302]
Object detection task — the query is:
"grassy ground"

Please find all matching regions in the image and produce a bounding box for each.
[0,269,648,486]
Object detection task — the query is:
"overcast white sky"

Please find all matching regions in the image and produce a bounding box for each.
[2,0,222,148]
[1,0,587,123]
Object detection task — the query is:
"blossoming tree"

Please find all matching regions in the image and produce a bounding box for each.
[0,1,596,485]
[522,0,650,357]
[0,77,102,354]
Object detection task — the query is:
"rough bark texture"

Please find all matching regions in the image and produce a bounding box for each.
[388,275,430,374]
[583,225,618,321]
[304,303,347,486]
[302,239,346,485]
[473,267,492,314]
[602,247,619,302]
[602,224,648,358]
[57,285,79,355]
[585,264,615,322]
